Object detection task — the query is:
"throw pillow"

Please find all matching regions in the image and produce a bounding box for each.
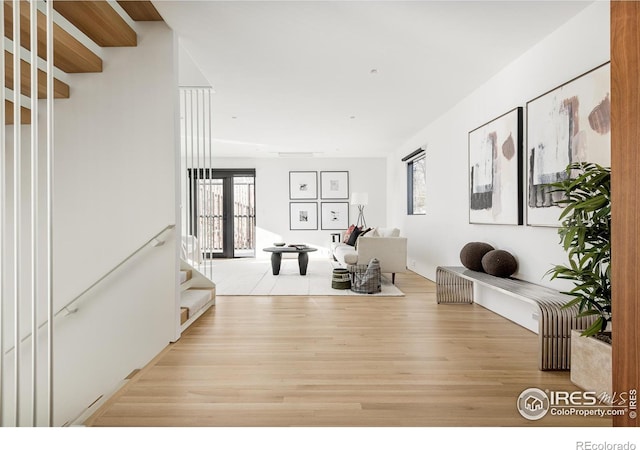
[343,224,357,243]
[354,228,373,250]
[360,227,373,237]
[481,250,518,277]
[372,227,400,237]
[460,242,494,272]
[346,226,362,246]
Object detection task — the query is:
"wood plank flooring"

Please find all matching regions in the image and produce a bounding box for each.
[85,271,612,427]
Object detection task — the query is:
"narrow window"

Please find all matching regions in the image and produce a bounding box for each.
[407,154,426,215]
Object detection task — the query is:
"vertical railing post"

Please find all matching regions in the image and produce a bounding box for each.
[196,90,201,269]
[0,0,6,427]
[46,0,55,427]
[189,90,195,262]
[12,0,22,426]
[29,0,39,427]
[207,89,212,279]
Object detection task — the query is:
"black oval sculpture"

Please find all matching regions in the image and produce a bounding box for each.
[460,242,495,272]
[481,249,518,277]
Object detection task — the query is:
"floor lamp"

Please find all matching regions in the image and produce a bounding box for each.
[351,192,368,228]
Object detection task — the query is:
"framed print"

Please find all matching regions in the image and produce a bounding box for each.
[321,202,349,230]
[289,202,318,230]
[289,171,317,199]
[320,171,349,199]
[468,107,523,225]
[526,62,611,227]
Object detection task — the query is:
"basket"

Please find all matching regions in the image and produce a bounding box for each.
[348,258,381,294]
[331,268,351,289]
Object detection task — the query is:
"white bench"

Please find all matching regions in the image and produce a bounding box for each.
[435,266,596,371]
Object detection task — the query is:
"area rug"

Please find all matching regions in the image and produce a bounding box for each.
[206,257,404,296]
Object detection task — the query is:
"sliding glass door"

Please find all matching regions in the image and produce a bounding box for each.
[189,169,256,259]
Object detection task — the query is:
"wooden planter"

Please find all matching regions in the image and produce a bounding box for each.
[570,330,612,402]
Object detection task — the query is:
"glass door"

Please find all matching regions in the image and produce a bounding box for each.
[198,177,226,258]
[232,176,256,257]
[189,169,256,259]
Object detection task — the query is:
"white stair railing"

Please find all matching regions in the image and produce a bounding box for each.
[0,0,56,428]
[180,87,215,282]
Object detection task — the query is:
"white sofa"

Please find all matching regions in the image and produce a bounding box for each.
[331,227,407,283]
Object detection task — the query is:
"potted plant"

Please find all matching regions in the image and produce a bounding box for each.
[546,162,611,398]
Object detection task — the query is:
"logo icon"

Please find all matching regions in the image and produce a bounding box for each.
[517,388,550,420]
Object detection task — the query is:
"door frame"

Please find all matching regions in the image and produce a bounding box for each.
[188,168,256,259]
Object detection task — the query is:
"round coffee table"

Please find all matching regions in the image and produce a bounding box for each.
[263,246,318,275]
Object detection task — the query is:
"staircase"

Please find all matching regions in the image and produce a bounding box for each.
[2,1,213,426]
[3,0,162,124]
[4,0,216,331]
[179,260,216,331]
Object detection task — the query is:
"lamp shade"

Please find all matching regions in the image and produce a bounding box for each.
[351,192,368,206]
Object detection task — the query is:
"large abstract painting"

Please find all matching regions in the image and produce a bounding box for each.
[526,62,611,227]
[468,107,523,225]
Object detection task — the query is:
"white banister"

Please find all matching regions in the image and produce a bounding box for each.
[3,224,176,359]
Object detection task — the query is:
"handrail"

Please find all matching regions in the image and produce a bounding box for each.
[3,224,175,356]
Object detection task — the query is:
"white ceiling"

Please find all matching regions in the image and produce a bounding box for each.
[155,0,593,158]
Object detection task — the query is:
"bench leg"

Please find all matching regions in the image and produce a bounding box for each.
[436,266,473,304]
[537,302,598,371]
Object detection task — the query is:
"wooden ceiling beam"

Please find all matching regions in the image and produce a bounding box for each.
[54,1,137,47]
[3,1,103,73]
[117,1,163,21]
[4,99,31,124]
[4,51,70,99]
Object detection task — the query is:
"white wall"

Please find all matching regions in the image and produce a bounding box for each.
[2,22,178,426]
[388,3,609,293]
[203,157,387,259]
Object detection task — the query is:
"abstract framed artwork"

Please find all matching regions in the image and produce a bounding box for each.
[289,171,317,200]
[320,171,349,199]
[289,202,318,230]
[468,107,523,225]
[321,202,349,230]
[526,62,611,227]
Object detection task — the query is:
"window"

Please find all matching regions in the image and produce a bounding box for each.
[407,154,426,215]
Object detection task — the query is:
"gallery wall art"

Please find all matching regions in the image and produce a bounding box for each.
[289,202,318,230]
[289,171,317,200]
[468,107,523,225]
[526,62,611,227]
[320,171,349,199]
[321,202,349,230]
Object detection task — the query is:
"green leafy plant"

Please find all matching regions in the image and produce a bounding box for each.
[546,162,611,337]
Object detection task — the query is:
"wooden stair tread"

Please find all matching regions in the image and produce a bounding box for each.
[54,1,137,48]
[4,0,103,73]
[117,1,163,22]
[5,99,30,124]
[4,50,70,99]
[180,307,189,325]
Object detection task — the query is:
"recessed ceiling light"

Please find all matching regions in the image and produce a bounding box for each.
[231,116,237,119]
[370,69,378,74]
[350,116,356,119]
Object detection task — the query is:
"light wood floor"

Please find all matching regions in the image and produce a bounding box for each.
[86,271,612,427]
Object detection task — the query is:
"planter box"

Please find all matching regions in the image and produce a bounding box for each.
[570,329,612,402]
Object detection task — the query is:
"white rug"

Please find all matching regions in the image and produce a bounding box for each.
[207,257,404,296]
